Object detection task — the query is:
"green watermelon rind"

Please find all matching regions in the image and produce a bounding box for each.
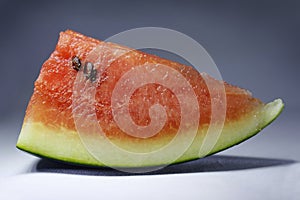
[16,99,284,168]
[207,98,284,156]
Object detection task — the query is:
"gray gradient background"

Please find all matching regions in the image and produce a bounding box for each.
[0,0,299,161]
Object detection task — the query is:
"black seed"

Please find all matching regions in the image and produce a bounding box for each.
[72,56,81,71]
[84,62,94,79]
[90,69,97,82]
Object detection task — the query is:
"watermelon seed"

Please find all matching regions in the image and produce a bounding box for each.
[84,62,97,83]
[90,69,97,82]
[71,56,81,71]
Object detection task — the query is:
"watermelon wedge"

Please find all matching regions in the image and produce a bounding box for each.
[16,30,284,168]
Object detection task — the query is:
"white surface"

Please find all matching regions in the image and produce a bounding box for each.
[0,110,299,199]
[0,164,300,200]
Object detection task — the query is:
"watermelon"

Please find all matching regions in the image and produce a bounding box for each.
[16,30,283,168]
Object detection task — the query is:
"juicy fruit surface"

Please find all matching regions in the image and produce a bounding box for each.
[27,30,261,135]
[17,30,283,167]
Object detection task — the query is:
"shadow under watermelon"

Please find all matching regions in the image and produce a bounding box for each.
[31,155,295,176]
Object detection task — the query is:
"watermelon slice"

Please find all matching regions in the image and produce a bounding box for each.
[16,30,283,168]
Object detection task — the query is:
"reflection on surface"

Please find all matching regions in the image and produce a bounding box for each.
[32,155,295,176]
